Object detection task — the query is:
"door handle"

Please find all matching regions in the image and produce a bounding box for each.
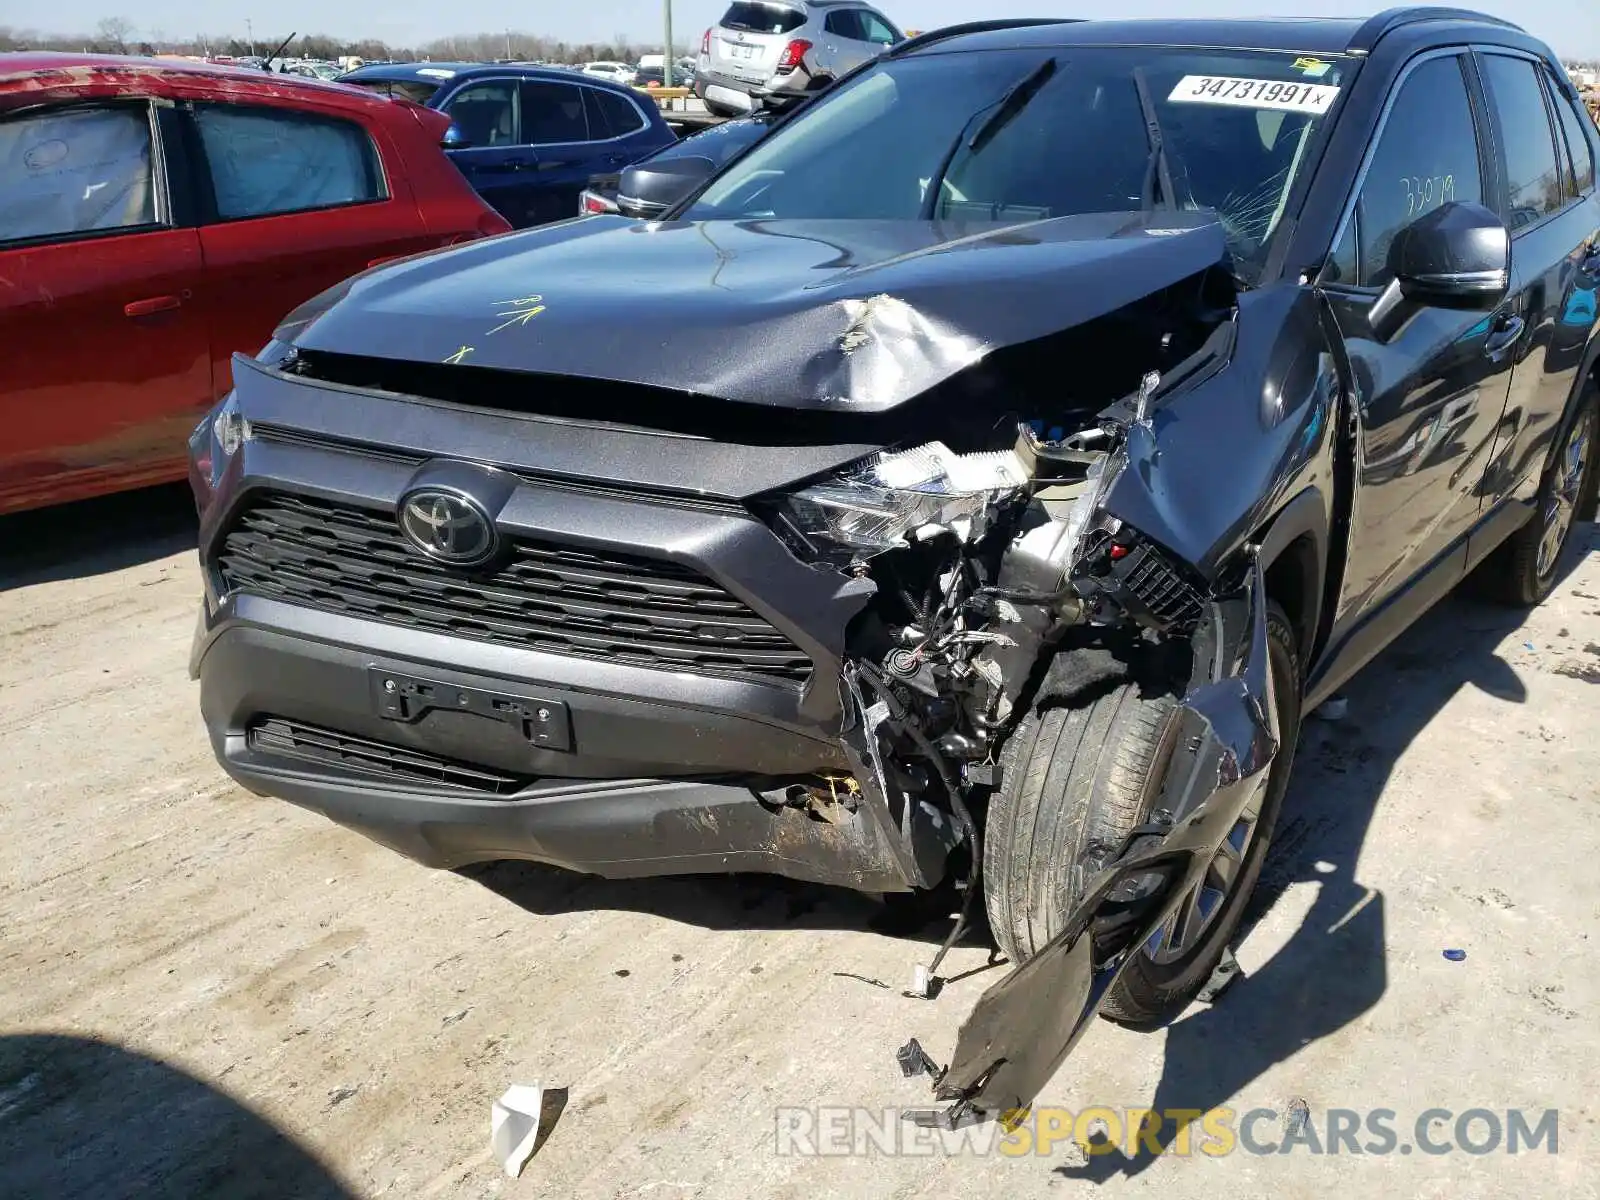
[1484,314,1525,362]
[124,294,182,318]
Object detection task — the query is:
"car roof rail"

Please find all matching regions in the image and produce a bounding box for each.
[1347,7,1523,54]
[886,18,1086,60]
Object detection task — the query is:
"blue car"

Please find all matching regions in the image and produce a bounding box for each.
[338,62,677,228]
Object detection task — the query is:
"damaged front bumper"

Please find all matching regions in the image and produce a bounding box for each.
[907,559,1279,1121]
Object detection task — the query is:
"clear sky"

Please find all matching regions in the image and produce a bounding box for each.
[18,0,1600,59]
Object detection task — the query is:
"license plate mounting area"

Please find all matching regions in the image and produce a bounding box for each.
[370,668,573,752]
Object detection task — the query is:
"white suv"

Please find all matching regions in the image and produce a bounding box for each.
[582,61,637,85]
[695,0,903,115]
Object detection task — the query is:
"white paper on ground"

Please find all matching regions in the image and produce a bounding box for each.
[491,1084,547,1178]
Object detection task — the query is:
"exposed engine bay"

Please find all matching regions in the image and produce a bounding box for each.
[752,317,1242,1003]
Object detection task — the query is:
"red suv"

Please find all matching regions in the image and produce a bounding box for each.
[0,54,512,515]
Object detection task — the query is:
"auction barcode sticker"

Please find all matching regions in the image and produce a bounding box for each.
[1168,75,1340,114]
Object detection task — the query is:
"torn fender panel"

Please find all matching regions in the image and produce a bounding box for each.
[1100,287,1338,583]
[925,560,1279,1120]
[286,211,1233,412]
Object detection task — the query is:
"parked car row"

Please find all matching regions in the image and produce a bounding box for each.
[0,53,511,515]
[338,61,678,228]
[277,59,345,81]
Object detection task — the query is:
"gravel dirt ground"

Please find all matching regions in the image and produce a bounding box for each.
[2,484,1598,1199]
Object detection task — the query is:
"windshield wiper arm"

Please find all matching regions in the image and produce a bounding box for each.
[920,57,1059,220]
[1134,67,1177,211]
[968,57,1058,155]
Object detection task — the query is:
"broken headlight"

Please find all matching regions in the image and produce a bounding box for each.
[772,441,1030,566]
[255,338,297,367]
[188,393,253,504]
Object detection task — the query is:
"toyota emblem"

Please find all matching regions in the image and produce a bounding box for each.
[398,488,497,566]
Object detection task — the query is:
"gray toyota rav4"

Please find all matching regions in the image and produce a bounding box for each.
[191,10,1600,1119]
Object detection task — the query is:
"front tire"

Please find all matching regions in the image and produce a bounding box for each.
[982,604,1303,1027]
[983,685,1177,965]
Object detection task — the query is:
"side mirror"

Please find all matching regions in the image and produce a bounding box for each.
[441,123,471,150]
[616,155,717,218]
[1388,201,1510,310]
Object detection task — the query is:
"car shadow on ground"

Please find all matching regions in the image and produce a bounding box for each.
[463,858,971,947]
[0,1033,355,1199]
[0,483,197,593]
[1054,530,1596,1181]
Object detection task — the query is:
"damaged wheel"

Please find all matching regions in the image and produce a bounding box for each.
[983,603,1302,1028]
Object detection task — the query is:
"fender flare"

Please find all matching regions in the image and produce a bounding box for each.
[1252,485,1330,662]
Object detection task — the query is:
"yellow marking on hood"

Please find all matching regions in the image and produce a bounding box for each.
[489,295,547,334]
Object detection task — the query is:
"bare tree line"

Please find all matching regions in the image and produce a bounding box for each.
[0,19,691,64]
[4,16,1593,70]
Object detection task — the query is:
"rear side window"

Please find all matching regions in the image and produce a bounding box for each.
[858,10,901,45]
[1481,55,1565,228]
[521,82,590,143]
[195,105,384,220]
[720,2,806,34]
[1344,55,1485,287]
[1548,75,1597,195]
[824,11,863,38]
[0,106,157,243]
[584,88,646,139]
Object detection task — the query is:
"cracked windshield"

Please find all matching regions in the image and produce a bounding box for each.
[689,47,1349,276]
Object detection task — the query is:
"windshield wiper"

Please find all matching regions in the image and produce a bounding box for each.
[1133,67,1177,211]
[968,56,1058,155]
[920,57,1059,220]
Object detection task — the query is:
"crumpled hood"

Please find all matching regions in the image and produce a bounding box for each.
[288,211,1232,411]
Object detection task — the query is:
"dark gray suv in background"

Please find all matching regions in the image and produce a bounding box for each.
[191,10,1599,1118]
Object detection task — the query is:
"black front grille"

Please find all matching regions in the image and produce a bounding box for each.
[249,717,528,795]
[216,492,812,685]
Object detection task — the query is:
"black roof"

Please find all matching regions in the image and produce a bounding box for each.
[900,8,1524,59]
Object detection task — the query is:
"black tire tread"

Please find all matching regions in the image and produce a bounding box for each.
[984,686,1176,964]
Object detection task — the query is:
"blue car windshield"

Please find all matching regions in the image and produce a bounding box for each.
[685,46,1351,280]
